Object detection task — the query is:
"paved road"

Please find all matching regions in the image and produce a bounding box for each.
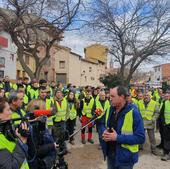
[64,121,170,169]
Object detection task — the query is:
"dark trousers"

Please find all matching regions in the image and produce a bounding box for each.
[162,124,170,154]
[66,118,76,140]
[96,123,103,145]
[107,151,133,169]
[157,118,164,146]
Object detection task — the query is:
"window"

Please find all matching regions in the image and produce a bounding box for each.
[91,77,95,81]
[23,71,26,78]
[59,61,65,69]
[17,70,21,79]
[25,55,29,65]
[89,67,92,72]
[0,57,5,66]
[0,70,4,78]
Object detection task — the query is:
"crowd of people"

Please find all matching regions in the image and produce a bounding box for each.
[0,75,169,169]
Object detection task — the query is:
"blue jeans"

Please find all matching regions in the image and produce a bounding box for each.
[107,152,133,169]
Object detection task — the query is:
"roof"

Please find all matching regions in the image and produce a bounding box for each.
[81,58,98,64]
[85,43,108,50]
[153,63,170,68]
[70,51,82,59]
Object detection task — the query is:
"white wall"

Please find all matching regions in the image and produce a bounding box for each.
[153,66,162,82]
[0,31,17,79]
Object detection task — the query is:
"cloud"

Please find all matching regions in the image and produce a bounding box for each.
[61,31,95,57]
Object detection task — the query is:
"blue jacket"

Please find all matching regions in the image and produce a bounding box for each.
[100,103,145,166]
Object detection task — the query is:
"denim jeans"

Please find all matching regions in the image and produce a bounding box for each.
[107,152,133,169]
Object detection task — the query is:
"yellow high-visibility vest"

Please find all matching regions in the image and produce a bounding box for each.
[54,98,67,122]
[95,100,110,119]
[164,100,170,125]
[46,98,54,126]
[105,108,139,153]
[138,99,156,120]
[12,109,26,125]
[82,98,94,118]
[0,133,29,169]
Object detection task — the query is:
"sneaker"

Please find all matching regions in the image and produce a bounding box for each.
[82,139,86,144]
[88,139,94,144]
[161,154,170,161]
[151,150,163,156]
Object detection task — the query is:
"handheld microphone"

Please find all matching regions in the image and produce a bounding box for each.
[33,109,52,117]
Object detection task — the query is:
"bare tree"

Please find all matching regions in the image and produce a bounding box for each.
[0,0,81,79]
[87,0,170,86]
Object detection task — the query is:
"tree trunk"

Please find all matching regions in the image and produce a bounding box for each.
[17,49,35,80]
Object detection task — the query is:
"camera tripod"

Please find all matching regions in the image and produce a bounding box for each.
[52,141,68,169]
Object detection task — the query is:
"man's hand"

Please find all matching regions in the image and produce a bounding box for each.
[102,128,117,142]
[16,122,29,144]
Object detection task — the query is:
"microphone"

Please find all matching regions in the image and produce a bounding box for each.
[95,108,103,116]
[33,109,52,117]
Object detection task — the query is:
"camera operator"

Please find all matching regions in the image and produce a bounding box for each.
[26,99,57,169]
[51,89,69,169]
[52,89,68,144]
[0,97,29,169]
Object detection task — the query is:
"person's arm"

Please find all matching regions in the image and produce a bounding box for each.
[153,104,159,120]
[91,101,96,116]
[116,109,145,145]
[78,100,83,117]
[0,141,27,169]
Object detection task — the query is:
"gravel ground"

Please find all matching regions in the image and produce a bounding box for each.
[64,121,170,169]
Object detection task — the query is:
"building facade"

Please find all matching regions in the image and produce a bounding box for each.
[0,31,17,79]
[54,44,107,87]
[153,63,170,82]
[16,42,107,86]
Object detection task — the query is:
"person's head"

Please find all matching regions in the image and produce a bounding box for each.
[99,90,106,101]
[8,91,24,109]
[67,83,72,89]
[105,89,110,99]
[110,86,128,107]
[158,88,163,96]
[4,75,9,82]
[137,92,143,100]
[32,79,39,88]
[51,81,56,88]
[0,98,12,121]
[85,86,91,92]
[17,77,23,85]
[67,91,75,101]
[46,86,51,98]
[17,84,25,94]
[164,90,170,100]
[93,88,98,96]
[0,88,5,98]
[143,91,150,102]
[39,79,47,87]
[96,87,101,94]
[39,86,47,100]
[57,82,63,90]
[55,89,63,100]
[126,94,133,104]
[85,89,92,99]
[23,77,29,84]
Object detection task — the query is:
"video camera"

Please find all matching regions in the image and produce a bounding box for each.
[0,109,53,141]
